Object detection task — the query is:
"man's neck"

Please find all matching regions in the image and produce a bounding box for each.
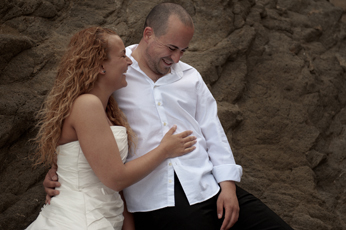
[131,44,166,83]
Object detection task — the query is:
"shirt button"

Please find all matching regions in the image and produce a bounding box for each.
[169,162,172,166]
[157,102,161,106]
[169,179,172,183]
[163,122,167,126]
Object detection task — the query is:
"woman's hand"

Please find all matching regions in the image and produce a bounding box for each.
[159,125,196,158]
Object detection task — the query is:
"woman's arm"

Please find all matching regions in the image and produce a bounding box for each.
[70,94,196,191]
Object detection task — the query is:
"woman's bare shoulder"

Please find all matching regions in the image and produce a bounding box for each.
[73,94,102,109]
[69,94,105,121]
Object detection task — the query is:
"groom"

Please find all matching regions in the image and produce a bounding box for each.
[44,3,293,230]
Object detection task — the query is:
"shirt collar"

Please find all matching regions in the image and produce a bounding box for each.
[126,44,192,85]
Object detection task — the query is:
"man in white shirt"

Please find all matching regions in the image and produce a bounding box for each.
[44,3,293,230]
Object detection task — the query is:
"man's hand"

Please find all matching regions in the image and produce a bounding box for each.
[217,181,239,230]
[43,164,61,204]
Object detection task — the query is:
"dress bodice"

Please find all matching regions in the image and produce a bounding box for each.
[56,126,128,193]
[27,126,128,230]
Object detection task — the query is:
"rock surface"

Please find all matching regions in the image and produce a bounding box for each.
[0,0,345,229]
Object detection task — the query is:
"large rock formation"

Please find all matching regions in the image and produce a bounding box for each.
[0,0,345,229]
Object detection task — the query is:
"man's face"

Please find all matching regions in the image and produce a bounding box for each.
[144,16,194,77]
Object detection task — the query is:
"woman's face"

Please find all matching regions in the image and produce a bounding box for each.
[102,35,132,91]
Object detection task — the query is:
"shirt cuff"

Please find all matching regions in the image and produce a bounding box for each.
[212,164,243,183]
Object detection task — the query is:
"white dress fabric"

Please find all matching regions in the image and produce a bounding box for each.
[26,126,128,230]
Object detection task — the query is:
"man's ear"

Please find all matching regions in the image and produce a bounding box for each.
[143,27,154,43]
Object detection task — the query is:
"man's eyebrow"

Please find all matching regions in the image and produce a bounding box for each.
[168,44,189,51]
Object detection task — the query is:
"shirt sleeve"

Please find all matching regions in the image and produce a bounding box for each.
[195,73,243,183]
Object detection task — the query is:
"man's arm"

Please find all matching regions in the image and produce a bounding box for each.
[43,164,60,204]
[195,73,242,182]
[195,73,242,229]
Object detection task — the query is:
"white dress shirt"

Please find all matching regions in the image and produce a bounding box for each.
[113,44,243,212]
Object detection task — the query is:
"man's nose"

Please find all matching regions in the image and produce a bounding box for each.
[171,50,182,63]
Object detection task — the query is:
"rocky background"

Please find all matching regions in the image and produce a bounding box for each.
[0,0,345,229]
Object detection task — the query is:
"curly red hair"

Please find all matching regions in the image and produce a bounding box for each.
[33,27,135,166]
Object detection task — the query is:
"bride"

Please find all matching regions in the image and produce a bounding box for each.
[27,27,196,230]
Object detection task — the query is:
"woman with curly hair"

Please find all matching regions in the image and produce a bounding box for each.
[26,27,196,230]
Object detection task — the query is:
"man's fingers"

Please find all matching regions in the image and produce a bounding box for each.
[43,175,60,198]
[44,186,60,197]
[48,170,58,181]
[217,197,224,220]
[226,210,239,229]
[51,162,58,170]
[221,205,239,230]
[46,167,58,181]
[43,178,61,188]
[45,194,51,205]
[43,167,60,188]
[220,208,231,230]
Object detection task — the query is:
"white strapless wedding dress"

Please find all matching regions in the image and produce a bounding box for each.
[26,126,128,230]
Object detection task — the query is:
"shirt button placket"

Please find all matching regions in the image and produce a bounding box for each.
[158,101,167,126]
[154,85,169,132]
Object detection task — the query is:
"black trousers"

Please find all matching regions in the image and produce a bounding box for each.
[133,173,293,230]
